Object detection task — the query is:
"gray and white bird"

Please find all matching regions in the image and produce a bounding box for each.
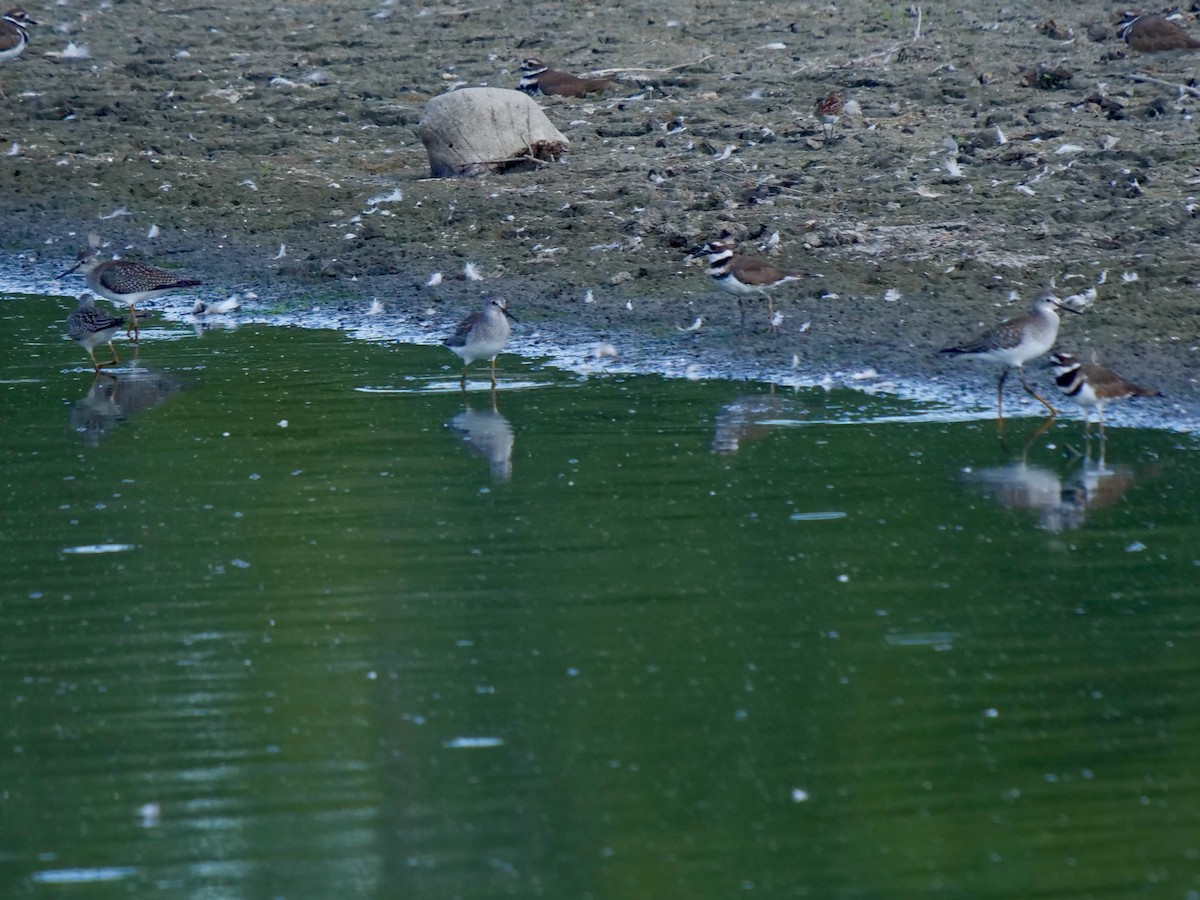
[60,249,202,339]
[66,293,131,372]
[940,291,1081,420]
[1048,351,1160,437]
[443,297,516,388]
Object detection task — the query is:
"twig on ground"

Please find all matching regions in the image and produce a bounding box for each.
[1127,71,1200,99]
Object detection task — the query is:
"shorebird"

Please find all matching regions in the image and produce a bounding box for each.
[59,249,202,340]
[814,90,844,139]
[517,57,616,97]
[1117,13,1200,53]
[1047,351,1160,437]
[940,290,1081,420]
[444,297,516,388]
[66,293,130,372]
[0,7,36,99]
[694,240,809,332]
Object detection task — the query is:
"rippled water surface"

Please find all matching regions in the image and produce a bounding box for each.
[3,294,1199,899]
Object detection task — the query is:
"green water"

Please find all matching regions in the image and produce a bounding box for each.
[2,295,1199,899]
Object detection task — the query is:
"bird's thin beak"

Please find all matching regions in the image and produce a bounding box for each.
[57,260,83,279]
[1054,299,1085,314]
[503,308,518,323]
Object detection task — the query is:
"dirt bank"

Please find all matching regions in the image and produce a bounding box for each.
[1,0,1197,415]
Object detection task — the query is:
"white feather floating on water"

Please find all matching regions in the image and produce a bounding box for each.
[193,296,241,315]
[367,299,384,315]
[591,343,619,359]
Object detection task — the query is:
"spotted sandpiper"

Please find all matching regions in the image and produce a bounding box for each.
[940,290,1081,420]
[0,7,36,99]
[1048,350,1160,438]
[59,249,202,340]
[66,293,129,372]
[443,297,516,389]
[694,239,810,333]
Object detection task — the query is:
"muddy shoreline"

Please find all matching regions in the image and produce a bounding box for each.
[1,0,1197,425]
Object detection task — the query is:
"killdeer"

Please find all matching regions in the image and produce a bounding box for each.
[1117,13,1200,52]
[1047,350,1160,437]
[940,290,1082,420]
[0,7,36,98]
[517,57,616,98]
[59,250,202,340]
[694,240,810,332]
[66,293,140,372]
[444,297,516,388]
[814,90,844,139]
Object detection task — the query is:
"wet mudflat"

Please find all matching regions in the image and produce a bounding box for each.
[2,294,1199,898]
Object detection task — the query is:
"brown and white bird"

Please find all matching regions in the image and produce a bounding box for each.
[940,291,1082,421]
[814,90,844,139]
[444,297,516,389]
[517,57,616,97]
[1117,13,1200,52]
[694,240,808,333]
[1048,350,1160,437]
[66,293,131,372]
[0,7,36,98]
[60,249,202,340]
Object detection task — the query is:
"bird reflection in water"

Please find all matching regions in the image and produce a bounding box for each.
[966,425,1140,532]
[712,388,800,454]
[447,395,514,481]
[70,368,187,447]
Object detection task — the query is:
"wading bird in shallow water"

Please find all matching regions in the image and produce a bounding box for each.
[0,8,36,99]
[1047,351,1160,438]
[940,290,1081,421]
[59,248,202,340]
[66,293,138,372]
[443,297,516,389]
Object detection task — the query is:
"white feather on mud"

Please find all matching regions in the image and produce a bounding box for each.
[426,272,443,287]
[463,262,482,281]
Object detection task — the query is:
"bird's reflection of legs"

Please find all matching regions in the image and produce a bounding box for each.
[998,413,1056,458]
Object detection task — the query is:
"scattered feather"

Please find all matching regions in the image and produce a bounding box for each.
[146,224,160,239]
[884,287,901,302]
[798,320,811,333]
[367,187,404,205]
[713,144,736,161]
[1097,269,1108,285]
[6,142,19,156]
[193,296,241,315]
[944,158,964,178]
[463,262,482,281]
[1121,271,1138,282]
[1014,184,1036,196]
[591,343,619,359]
[274,244,287,259]
[843,98,862,116]
[241,179,258,190]
[915,185,942,198]
[583,289,594,303]
[367,298,384,315]
[426,272,443,287]
[994,125,1007,145]
[760,42,787,50]
[99,207,131,220]
[1061,287,1097,310]
[625,300,634,311]
[771,309,785,329]
[850,368,880,381]
[677,316,705,332]
[1055,143,1085,155]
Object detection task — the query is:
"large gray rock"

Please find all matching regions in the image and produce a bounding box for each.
[417,87,570,178]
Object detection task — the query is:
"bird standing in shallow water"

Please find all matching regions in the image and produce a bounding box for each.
[940,291,1081,421]
[444,297,516,389]
[1048,351,1160,438]
[59,249,202,341]
[67,293,131,372]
